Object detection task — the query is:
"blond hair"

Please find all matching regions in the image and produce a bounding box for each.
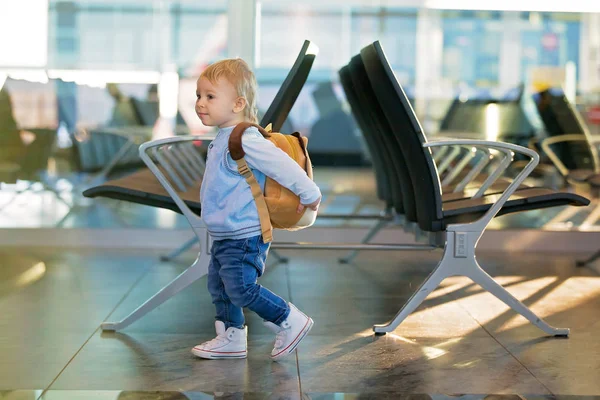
[200,58,259,124]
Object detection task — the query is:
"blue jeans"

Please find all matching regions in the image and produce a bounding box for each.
[207,235,290,329]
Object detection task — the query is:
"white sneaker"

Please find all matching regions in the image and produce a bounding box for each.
[191,321,247,359]
[263,303,314,361]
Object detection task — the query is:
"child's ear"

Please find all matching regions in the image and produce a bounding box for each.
[233,97,247,114]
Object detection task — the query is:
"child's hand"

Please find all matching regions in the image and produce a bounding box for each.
[297,196,321,213]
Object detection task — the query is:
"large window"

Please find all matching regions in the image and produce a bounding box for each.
[172,1,227,73]
[0,0,49,67]
[520,12,580,82]
[441,10,503,87]
[350,8,418,86]
[48,0,227,71]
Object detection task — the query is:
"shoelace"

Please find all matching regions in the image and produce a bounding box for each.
[204,333,230,347]
[275,328,288,348]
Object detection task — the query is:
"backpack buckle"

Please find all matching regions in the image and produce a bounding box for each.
[237,164,250,176]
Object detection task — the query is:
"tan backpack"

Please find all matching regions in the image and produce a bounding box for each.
[229,122,317,243]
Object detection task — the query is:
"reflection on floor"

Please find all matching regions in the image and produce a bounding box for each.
[1,247,599,398]
[0,167,599,232]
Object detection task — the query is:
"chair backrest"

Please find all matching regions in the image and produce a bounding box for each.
[338,65,389,207]
[18,128,57,180]
[72,130,142,173]
[130,98,159,126]
[439,97,463,132]
[534,88,598,171]
[260,40,317,132]
[441,99,536,141]
[0,86,23,148]
[307,81,363,161]
[348,54,421,222]
[361,41,444,232]
[346,56,415,218]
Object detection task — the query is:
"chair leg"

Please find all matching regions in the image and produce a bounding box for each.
[466,258,569,336]
[373,255,453,334]
[576,202,600,267]
[374,230,569,337]
[101,250,210,331]
[339,217,390,264]
[160,237,199,262]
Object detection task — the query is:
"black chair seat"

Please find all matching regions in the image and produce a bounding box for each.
[442,174,536,201]
[442,188,589,227]
[441,182,530,202]
[83,168,202,215]
[444,178,505,193]
[442,168,532,194]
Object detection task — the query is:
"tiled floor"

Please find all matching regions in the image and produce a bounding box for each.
[1,247,599,399]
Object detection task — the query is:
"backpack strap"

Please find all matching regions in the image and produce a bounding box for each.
[229,122,273,243]
[229,122,270,159]
[292,132,313,180]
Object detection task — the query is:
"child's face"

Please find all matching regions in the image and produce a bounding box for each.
[195,76,246,128]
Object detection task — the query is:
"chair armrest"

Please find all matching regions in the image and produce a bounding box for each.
[424,139,539,232]
[429,139,513,198]
[436,145,461,175]
[429,141,494,189]
[540,134,587,177]
[139,135,216,228]
[441,147,477,187]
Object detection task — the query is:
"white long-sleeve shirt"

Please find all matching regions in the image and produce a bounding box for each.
[200,125,321,241]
